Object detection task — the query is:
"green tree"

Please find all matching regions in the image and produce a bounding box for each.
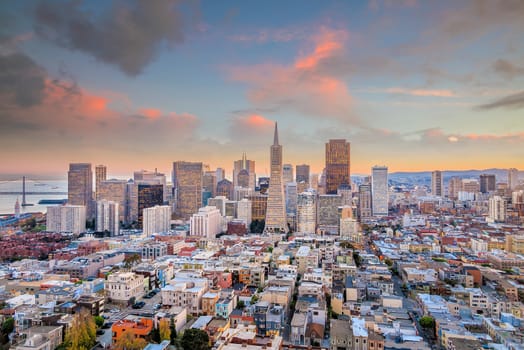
[181,329,210,350]
[236,300,245,309]
[124,253,141,268]
[62,309,96,350]
[93,315,104,328]
[419,316,435,329]
[170,317,177,346]
[0,317,14,344]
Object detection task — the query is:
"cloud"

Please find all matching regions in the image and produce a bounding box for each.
[0,38,46,107]
[227,27,358,123]
[229,27,306,43]
[229,114,274,141]
[384,87,456,97]
[492,59,524,79]
[34,0,194,76]
[477,91,524,110]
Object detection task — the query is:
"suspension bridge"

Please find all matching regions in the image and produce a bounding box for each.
[0,177,67,206]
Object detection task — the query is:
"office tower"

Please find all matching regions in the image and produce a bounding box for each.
[143,205,171,236]
[225,200,237,217]
[68,163,94,219]
[508,168,519,190]
[47,205,86,234]
[480,174,496,194]
[317,194,342,234]
[263,123,289,234]
[431,170,444,197]
[190,206,222,238]
[137,184,164,227]
[126,181,138,224]
[296,164,310,185]
[337,183,352,206]
[208,196,228,216]
[513,190,524,216]
[358,184,372,219]
[286,182,298,214]
[488,196,507,223]
[172,161,203,219]
[283,164,294,185]
[96,200,119,236]
[448,177,462,199]
[248,194,268,221]
[233,153,256,190]
[237,169,250,188]
[96,179,128,223]
[237,198,252,226]
[372,166,388,217]
[310,174,319,192]
[258,177,270,194]
[95,165,107,200]
[462,179,480,193]
[216,179,233,199]
[297,191,316,233]
[134,169,167,202]
[234,186,253,201]
[216,168,225,182]
[325,139,351,194]
[203,171,217,198]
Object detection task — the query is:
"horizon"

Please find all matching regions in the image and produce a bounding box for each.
[1,1,523,176]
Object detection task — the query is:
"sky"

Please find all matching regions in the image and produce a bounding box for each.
[1,0,523,178]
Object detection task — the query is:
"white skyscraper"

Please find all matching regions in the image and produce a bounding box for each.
[372,166,388,217]
[190,206,222,238]
[286,182,298,214]
[263,122,289,234]
[431,170,444,197]
[283,164,294,185]
[508,168,519,190]
[488,196,506,223]
[143,205,171,236]
[96,200,119,236]
[297,191,316,233]
[47,205,86,234]
[237,198,252,226]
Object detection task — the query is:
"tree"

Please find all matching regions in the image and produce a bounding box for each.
[94,315,104,328]
[419,316,435,329]
[113,331,147,350]
[61,309,96,350]
[159,318,171,341]
[124,253,141,268]
[0,317,14,344]
[181,329,210,350]
[170,317,177,346]
[236,300,245,309]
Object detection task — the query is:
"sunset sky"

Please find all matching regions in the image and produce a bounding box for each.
[1,0,523,178]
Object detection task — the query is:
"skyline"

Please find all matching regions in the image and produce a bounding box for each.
[1,0,523,176]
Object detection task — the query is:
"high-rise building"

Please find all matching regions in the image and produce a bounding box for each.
[216,179,233,199]
[248,194,268,221]
[96,179,128,223]
[68,163,94,219]
[372,166,388,217]
[237,169,250,188]
[462,179,480,193]
[296,164,310,185]
[134,170,167,202]
[358,183,372,219]
[283,164,294,185]
[208,196,227,216]
[317,194,342,234]
[95,165,107,200]
[233,186,253,201]
[431,170,444,197]
[137,184,164,227]
[190,206,222,238]
[237,198,252,226]
[233,153,256,190]
[47,205,86,234]
[488,196,506,223]
[480,174,496,194]
[263,123,289,234]
[325,139,351,194]
[216,168,225,182]
[203,171,217,198]
[297,191,316,233]
[143,205,171,236]
[448,177,462,199]
[286,182,298,214]
[508,168,519,190]
[172,161,203,219]
[96,200,119,236]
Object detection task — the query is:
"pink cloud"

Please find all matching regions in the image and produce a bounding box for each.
[385,87,456,97]
[140,108,162,119]
[226,27,357,122]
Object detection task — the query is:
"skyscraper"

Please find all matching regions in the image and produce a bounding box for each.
[480,174,496,194]
[172,161,203,219]
[97,179,128,223]
[263,123,289,234]
[68,163,94,219]
[296,164,310,184]
[96,200,119,236]
[372,166,388,217]
[143,205,171,236]
[508,168,519,190]
[283,164,294,185]
[47,205,86,234]
[448,177,462,199]
[431,170,444,197]
[137,183,164,226]
[297,191,316,233]
[95,164,107,200]
[233,153,256,190]
[488,196,506,223]
[358,183,372,219]
[325,139,351,194]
